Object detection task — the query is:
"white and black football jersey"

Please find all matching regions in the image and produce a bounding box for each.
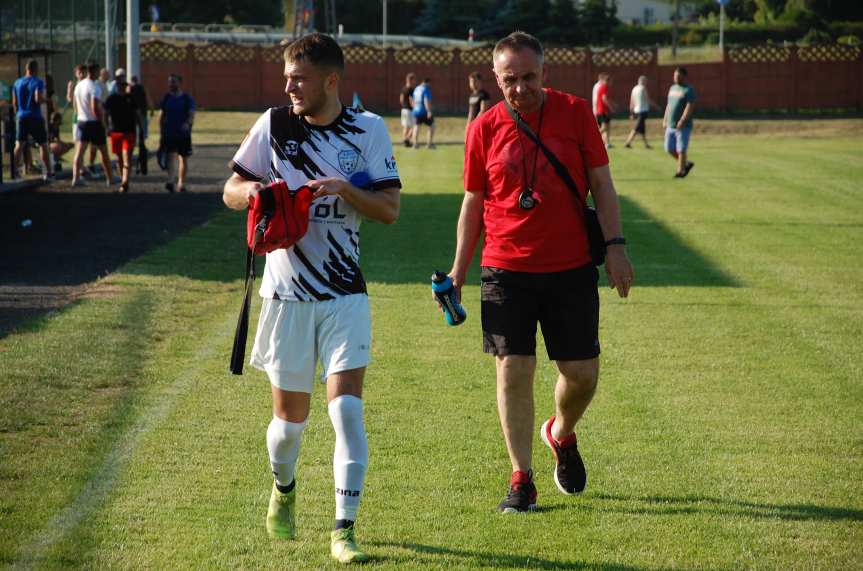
[231,106,401,301]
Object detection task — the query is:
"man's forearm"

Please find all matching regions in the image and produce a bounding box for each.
[588,166,623,240]
[450,192,484,283]
[340,186,400,225]
[223,173,259,211]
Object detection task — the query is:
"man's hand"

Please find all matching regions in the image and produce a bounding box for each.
[307,177,351,199]
[676,120,685,129]
[431,271,463,309]
[604,246,634,298]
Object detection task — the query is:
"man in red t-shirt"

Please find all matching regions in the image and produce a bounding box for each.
[592,72,614,148]
[445,31,634,513]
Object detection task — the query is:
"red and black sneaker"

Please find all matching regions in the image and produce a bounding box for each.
[540,416,587,495]
[497,470,537,513]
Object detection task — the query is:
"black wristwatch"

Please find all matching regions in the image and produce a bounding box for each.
[605,236,627,247]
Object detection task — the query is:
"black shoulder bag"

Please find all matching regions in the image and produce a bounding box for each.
[504,102,607,266]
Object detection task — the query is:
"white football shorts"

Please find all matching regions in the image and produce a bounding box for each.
[400,108,416,128]
[250,294,371,393]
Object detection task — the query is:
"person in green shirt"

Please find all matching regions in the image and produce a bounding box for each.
[663,66,696,178]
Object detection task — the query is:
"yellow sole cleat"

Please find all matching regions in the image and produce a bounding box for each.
[266,482,296,540]
[330,527,369,564]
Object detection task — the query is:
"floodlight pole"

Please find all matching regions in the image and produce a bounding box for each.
[127,0,140,80]
[105,0,114,72]
[382,0,388,49]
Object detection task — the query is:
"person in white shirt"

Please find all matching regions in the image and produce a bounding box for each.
[624,76,657,149]
[71,62,114,187]
[222,33,401,565]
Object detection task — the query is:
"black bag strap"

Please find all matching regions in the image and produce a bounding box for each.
[229,188,274,375]
[504,100,589,211]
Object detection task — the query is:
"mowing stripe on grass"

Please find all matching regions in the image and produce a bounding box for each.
[11,312,236,570]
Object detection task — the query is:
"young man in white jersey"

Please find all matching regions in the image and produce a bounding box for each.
[223,33,401,564]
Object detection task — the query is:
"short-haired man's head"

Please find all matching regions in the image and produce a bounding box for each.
[405,72,416,84]
[638,75,648,85]
[493,31,544,63]
[598,72,610,82]
[423,77,431,84]
[284,33,344,72]
[87,62,100,77]
[26,59,38,74]
[470,72,482,82]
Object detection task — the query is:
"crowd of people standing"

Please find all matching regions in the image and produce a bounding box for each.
[9,59,195,193]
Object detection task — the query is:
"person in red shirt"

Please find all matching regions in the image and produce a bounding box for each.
[592,73,615,148]
[445,31,634,513]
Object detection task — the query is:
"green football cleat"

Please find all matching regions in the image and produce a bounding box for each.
[266,482,296,539]
[330,527,369,564]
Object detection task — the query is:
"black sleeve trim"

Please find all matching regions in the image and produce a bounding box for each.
[229,159,264,182]
[371,177,402,191]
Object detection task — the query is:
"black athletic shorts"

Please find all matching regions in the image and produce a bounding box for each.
[595,113,611,126]
[415,114,434,126]
[164,134,192,157]
[16,116,48,145]
[79,121,107,145]
[634,112,648,134]
[480,265,600,361]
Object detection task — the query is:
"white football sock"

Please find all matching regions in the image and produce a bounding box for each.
[266,416,306,487]
[328,395,368,521]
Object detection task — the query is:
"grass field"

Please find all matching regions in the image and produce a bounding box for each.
[1,115,862,569]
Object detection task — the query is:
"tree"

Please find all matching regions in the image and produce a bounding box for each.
[580,0,618,44]
[545,0,582,45]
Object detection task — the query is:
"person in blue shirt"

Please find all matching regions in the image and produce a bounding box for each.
[158,74,196,193]
[12,59,53,180]
[410,77,435,149]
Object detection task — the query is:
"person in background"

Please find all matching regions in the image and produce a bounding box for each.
[624,75,657,149]
[411,77,435,149]
[592,72,614,148]
[398,72,416,147]
[158,74,195,193]
[47,112,74,173]
[12,59,53,181]
[465,71,490,139]
[663,66,696,178]
[104,78,138,193]
[67,64,87,147]
[130,75,153,175]
[71,61,114,188]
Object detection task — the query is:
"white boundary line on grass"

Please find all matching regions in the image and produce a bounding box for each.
[11,312,236,570]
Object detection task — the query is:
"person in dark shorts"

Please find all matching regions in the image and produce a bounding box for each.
[71,61,114,188]
[129,75,153,174]
[158,74,195,192]
[104,79,139,192]
[624,75,656,149]
[444,32,634,513]
[47,112,74,172]
[11,59,53,181]
[410,77,435,149]
[399,72,416,147]
[465,71,490,140]
[592,72,614,148]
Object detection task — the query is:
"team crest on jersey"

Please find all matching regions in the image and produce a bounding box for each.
[338,149,359,174]
[284,140,299,156]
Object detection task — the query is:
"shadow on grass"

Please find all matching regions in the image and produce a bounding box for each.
[594,493,863,523]
[371,541,664,570]
[362,193,738,287]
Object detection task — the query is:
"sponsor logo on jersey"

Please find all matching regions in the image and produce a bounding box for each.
[338,149,359,174]
[384,155,397,172]
[284,140,299,155]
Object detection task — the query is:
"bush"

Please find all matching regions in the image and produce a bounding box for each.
[681,29,705,46]
[609,20,863,47]
[798,27,833,46]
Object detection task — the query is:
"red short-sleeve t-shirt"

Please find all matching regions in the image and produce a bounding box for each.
[594,82,610,116]
[464,88,608,273]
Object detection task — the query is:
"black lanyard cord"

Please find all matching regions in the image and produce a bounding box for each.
[515,94,545,194]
